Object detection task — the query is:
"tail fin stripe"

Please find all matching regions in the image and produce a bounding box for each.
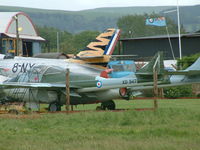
[104,29,120,55]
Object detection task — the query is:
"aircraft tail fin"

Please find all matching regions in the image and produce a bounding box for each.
[168,57,200,84]
[77,28,121,58]
[167,57,200,76]
[167,57,200,77]
[137,52,165,75]
[186,57,200,71]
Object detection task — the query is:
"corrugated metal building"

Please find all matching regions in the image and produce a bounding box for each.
[120,33,200,59]
[0,12,45,57]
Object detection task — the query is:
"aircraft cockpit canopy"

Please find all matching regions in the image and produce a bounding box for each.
[108,60,136,72]
[107,60,136,78]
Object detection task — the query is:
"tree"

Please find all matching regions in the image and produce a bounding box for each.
[36,26,100,54]
[177,53,200,69]
[36,26,73,53]
[72,30,100,53]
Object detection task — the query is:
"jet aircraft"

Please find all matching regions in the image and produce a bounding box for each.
[0,52,165,111]
[1,52,200,111]
[0,54,200,111]
[0,51,166,111]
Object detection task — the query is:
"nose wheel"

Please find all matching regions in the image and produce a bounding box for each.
[100,100,116,110]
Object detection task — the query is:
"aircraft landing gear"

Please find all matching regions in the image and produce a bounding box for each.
[100,100,116,110]
[48,102,61,112]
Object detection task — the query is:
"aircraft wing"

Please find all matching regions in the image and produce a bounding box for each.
[127,82,198,91]
[0,80,162,95]
[1,76,199,94]
[0,77,160,92]
[0,80,97,89]
[0,82,65,89]
[166,70,200,75]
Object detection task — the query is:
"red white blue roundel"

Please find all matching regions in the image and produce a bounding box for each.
[96,81,102,88]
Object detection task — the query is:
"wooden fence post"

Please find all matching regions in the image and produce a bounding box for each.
[66,68,70,111]
[153,69,158,109]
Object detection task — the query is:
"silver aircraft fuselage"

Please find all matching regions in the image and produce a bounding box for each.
[0,56,127,105]
[0,56,102,78]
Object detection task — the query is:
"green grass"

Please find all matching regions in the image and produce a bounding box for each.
[1,99,200,150]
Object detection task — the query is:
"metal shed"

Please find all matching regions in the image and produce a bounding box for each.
[0,12,45,57]
[120,33,200,59]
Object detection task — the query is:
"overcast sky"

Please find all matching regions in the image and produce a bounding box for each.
[0,0,199,11]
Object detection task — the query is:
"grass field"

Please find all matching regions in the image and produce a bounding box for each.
[1,99,200,150]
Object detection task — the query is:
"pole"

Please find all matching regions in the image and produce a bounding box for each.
[177,0,182,59]
[165,26,175,60]
[57,32,59,53]
[66,68,70,111]
[153,54,160,110]
[14,15,19,56]
[153,69,158,109]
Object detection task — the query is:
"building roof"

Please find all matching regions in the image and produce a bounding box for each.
[3,33,45,41]
[0,12,45,41]
[120,33,200,41]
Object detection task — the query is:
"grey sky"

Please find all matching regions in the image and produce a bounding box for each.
[0,0,199,11]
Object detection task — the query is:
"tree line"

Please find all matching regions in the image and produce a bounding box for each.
[37,14,185,54]
[37,26,100,54]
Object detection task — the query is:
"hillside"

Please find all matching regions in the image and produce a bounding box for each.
[0,5,199,33]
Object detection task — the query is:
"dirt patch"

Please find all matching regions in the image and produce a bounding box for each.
[0,113,41,119]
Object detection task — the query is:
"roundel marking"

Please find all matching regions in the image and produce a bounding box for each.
[149,18,154,23]
[96,81,102,88]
